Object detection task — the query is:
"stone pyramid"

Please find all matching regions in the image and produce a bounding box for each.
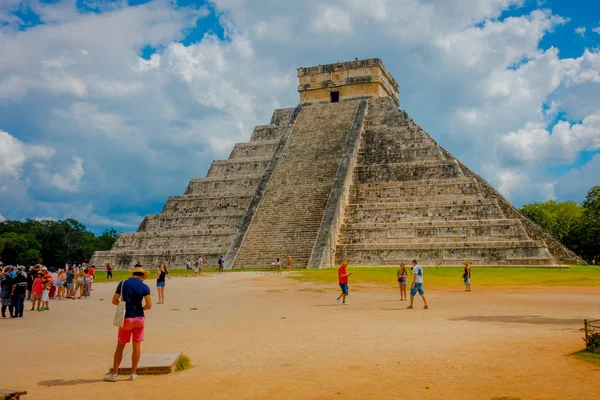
[91,59,578,269]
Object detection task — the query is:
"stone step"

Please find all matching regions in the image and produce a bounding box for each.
[350,178,480,202]
[335,241,554,266]
[138,214,244,231]
[184,175,262,195]
[358,147,444,164]
[270,108,295,125]
[112,230,235,250]
[344,199,505,223]
[229,140,279,159]
[340,218,529,244]
[90,250,225,270]
[354,160,463,183]
[162,195,252,214]
[250,125,284,141]
[206,157,271,179]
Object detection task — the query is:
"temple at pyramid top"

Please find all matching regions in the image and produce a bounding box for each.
[297,58,400,107]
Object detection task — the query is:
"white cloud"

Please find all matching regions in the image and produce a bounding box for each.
[52,156,85,192]
[575,26,586,37]
[1,0,599,231]
[593,27,600,35]
[0,214,6,222]
[0,130,55,179]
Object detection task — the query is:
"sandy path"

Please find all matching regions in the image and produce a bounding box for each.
[3,272,600,399]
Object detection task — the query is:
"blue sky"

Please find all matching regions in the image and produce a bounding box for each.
[0,0,599,234]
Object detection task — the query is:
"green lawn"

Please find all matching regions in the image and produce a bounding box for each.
[573,350,600,366]
[289,266,600,287]
[92,265,600,287]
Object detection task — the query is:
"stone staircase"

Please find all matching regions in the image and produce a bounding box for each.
[334,97,555,266]
[231,101,362,268]
[89,108,295,269]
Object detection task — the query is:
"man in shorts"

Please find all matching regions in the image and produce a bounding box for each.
[104,266,152,382]
[218,255,224,274]
[65,267,75,298]
[336,260,351,305]
[407,259,428,309]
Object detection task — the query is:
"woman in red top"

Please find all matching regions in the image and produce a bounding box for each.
[30,272,43,311]
[88,265,95,291]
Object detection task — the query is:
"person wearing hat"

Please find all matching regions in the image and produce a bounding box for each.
[105,266,152,382]
[336,261,352,305]
[12,266,27,318]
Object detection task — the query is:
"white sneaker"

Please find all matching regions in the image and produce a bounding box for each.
[336,299,340,304]
[103,374,118,382]
[130,374,138,381]
[342,302,349,305]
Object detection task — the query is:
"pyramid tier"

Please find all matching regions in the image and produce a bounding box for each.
[229,139,279,159]
[112,228,236,251]
[184,175,263,195]
[345,199,505,224]
[91,249,224,269]
[339,218,529,244]
[335,241,554,266]
[350,178,481,202]
[355,160,464,183]
[206,156,271,179]
[162,194,252,214]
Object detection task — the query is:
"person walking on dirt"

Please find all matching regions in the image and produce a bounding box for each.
[104,266,152,382]
[275,258,282,275]
[106,263,113,280]
[156,264,167,304]
[463,260,471,292]
[407,259,428,310]
[286,256,292,272]
[397,263,408,301]
[218,256,224,274]
[336,260,351,305]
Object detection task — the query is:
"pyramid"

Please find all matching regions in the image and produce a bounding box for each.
[91,58,578,269]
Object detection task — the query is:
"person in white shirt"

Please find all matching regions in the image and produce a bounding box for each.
[407,259,428,309]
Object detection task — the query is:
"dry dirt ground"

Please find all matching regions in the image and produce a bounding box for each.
[4,272,600,399]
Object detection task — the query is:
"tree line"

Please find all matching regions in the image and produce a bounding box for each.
[519,186,600,264]
[0,218,117,267]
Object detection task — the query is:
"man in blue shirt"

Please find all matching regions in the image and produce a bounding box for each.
[104,266,152,382]
[407,259,429,310]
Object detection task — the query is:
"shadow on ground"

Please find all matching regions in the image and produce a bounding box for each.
[450,315,581,325]
[38,379,103,387]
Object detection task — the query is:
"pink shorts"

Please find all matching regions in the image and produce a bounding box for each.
[118,317,145,343]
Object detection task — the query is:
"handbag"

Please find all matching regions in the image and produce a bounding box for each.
[113,281,126,328]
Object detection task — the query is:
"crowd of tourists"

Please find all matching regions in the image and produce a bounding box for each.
[0,262,97,319]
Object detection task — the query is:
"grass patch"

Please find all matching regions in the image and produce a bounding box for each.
[175,354,192,372]
[573,350,600,366]
[290,265,600,287]
[189,307,198,311]
[170,308,180,311]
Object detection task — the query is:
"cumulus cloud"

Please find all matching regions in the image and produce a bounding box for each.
[52,156,85,192]
[1,0,599,233]
[575,26,586,37]
[594,27,600,35]
[0,130,55,179]
[0,214,6,222]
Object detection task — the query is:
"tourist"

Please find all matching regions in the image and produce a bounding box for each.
[106,263,113,280]
[407,259,428,310]
[66,267,75,299]
[164,261,170,277]
[1,266,14,318]
[104,266,152,382]
[397,263,408,301]
[56,269,66,300]
[336,260,351,305]
[83,271,92,298]
[185,257,191,277]
[88,264,95,291]
[25,266,33,301]
[12,266,27,318]
[48,267,58,299]
[193,256,200,277]
[40,267,52,310]
[218,255,224,274]
[156,264,166,304]
[31,271,43,311]
[134,260,142,268]
[463,260,471,292]
[275,257,282,275]
[286,256,292,272]
[75,268,86,299]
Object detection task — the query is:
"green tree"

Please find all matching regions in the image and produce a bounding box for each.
[0,232,42,265]
[580,186,600,263]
